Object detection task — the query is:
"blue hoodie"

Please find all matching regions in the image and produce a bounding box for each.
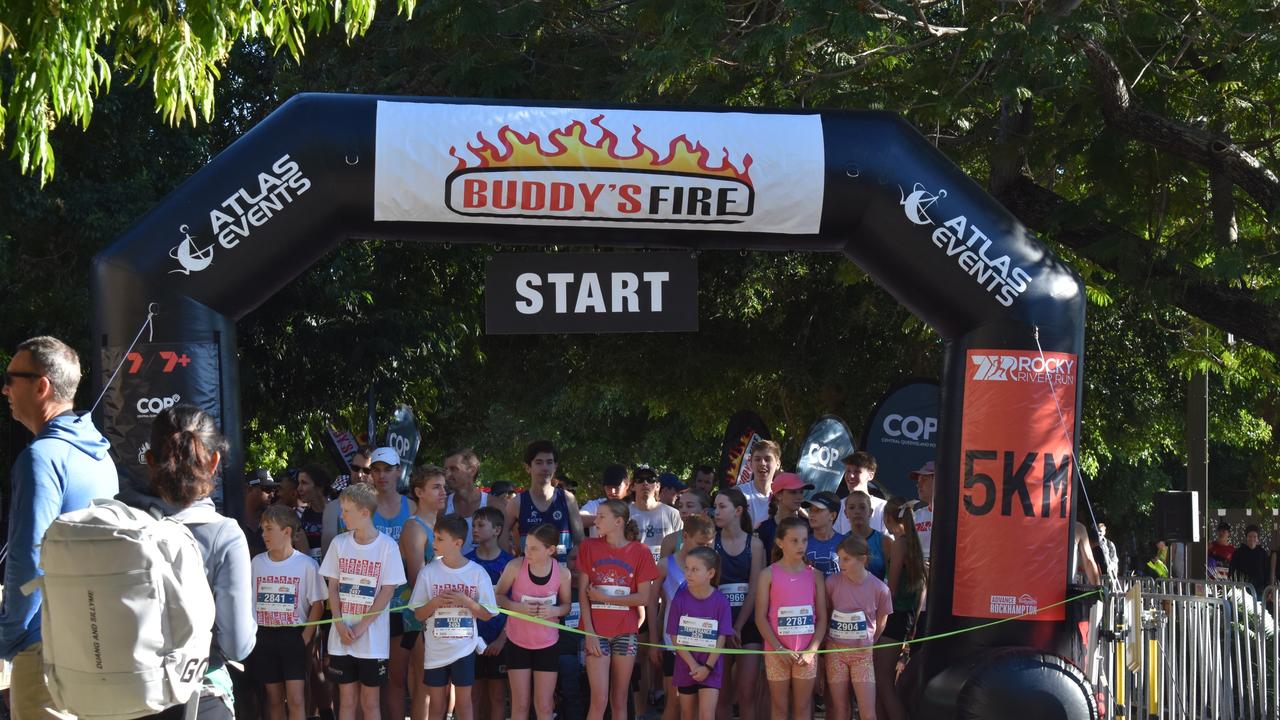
[0,414,119,659]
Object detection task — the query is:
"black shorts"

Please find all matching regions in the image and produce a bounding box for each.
[475,645,508,679]
[390,612,405,638]
[882,611,915,641]
[424,654,476,688]
[662,651,675,678]
[329,655,389,687]
[506,643,559,673]
[400,630,421,651]
[247,627,307,684]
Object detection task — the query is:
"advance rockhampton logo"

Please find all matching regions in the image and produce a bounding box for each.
[990,593,1038,616]
[374,103,825,234]
[899,183,1033,307]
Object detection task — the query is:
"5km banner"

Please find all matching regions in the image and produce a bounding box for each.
[373,102,825,234]
[953,349,1077,622]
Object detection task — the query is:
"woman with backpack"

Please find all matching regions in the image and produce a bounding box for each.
[119,404,256,718]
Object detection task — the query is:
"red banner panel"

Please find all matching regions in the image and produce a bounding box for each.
[953,349,1078,621]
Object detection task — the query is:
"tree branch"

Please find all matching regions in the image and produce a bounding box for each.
[993,174,1280,353]
[1079,38,1280,217]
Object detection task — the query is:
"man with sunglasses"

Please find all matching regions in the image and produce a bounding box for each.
[321,445,374,557]
[2,336,118,720]
[628,465,683,563]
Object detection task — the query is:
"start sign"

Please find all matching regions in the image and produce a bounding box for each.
[485,252,698,334]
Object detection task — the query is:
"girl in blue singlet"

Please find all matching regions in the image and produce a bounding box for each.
[712,487,767,720]
[843,491,893,581]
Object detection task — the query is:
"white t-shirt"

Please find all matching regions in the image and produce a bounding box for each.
[410,558,498,669]
[629,502,684,561]
[252,549,328,627]
[738,483,771,529]
[835,494,890,537]
[320,531,406,659]
[445,491,488,555]
[914,505,933,565]
[582,497,606,538]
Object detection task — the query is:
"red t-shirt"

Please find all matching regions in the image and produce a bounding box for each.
[576,537,659,638]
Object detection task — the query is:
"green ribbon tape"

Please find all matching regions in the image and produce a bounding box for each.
[278,589,1102,655]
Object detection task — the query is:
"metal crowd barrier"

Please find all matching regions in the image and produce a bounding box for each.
[1093,577,1274,719]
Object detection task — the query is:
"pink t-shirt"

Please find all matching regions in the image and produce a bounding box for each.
[767,564,818,651]
[825,571,892,648]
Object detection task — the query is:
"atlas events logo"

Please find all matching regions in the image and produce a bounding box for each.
[971,354,1075,385]
[989,593,1038,615]
[899,182,1033,307]
[169,154,311,275]
[446,116,755,224]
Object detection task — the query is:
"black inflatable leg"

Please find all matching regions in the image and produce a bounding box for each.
[916,647,1098,720]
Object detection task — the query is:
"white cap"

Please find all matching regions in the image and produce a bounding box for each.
[370,447,401,466]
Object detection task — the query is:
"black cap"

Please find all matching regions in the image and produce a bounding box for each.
[659,472,687,491]
[632,464,657,481]
[602,464,629,487]
[247,468,278,488]
[489,480,517,497]
[802,491,841,514]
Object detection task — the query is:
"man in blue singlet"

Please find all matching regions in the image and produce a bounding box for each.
[502,439,584,561]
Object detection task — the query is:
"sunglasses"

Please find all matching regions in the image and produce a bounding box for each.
[3,370,42,386]
[350,466,372,475]
[634,476,658,484]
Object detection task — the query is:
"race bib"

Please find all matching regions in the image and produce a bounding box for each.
[256,581,298,616]
[593,584,629,611]
[338,571,378,610]
[776,604,815,636]
[829,610,869,641]
[432,607,475,639]
[721,583,749,608]
[649,546,662,563]
[565,601,581,629]
[675,615,719,649]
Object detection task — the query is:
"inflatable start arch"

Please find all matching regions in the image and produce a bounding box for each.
[93,94,1093,718]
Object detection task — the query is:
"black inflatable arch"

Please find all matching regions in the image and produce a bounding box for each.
[93,94,1090,718]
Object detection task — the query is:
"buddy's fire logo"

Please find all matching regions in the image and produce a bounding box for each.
[445,116,755,224]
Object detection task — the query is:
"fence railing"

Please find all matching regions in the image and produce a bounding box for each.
[1093,577,1275,719]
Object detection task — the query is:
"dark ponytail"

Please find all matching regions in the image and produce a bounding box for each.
[148,404,227,507]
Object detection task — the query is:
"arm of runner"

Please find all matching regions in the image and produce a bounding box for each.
[565,490,585,548]
[493,559,524,613]
[807,569,828,655]
[754,567,781,650]
[579,570,603,657]
[504,498,521,555]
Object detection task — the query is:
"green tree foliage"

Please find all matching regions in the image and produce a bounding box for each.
[4,0,1280,558]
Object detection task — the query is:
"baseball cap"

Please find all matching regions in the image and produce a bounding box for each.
[910,461,936,479]
[633,464,658,482]
[489,480,516,497]
[247,468,277,488]
[370,447,401,466]
[802,491,841,514]
[770,472,814,495]
[602,464,629,487]
[659,472,687,491]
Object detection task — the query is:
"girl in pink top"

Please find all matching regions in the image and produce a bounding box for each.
[495,524,572,720]
[754,516,827,719]
[825,533,892,720]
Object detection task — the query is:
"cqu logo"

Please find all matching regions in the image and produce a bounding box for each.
[883,414,937,441]
[136,394,181,417]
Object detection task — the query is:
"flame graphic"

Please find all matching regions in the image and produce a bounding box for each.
[450,115,753,185]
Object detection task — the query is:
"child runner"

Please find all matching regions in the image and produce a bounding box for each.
[495,523,573,720]
[739,440,782,530]
[657,489,714,558]
[504,440,584,561]
[411,515,498,720]
[249,506,327,720]
[647,515,716,720]
[843,491,892,582]
[578,499,658,720]
[876,498,925,720]
[320,483,406,720]
[466,506,514,720]
[825,534,892,720]
[666,547,735,720]
[712,487,766,720]
[756,473,812,554]
[803,492,846,577]
[400,465,448,720]
[755,516,827,720]
[365,447,415,720]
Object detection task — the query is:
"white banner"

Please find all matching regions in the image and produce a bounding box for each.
[375,102,825,234]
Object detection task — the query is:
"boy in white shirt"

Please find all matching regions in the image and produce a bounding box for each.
[411,515,497,720]
[320,483,406,720]
[249,505,328,720]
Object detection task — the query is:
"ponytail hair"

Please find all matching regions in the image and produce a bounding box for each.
[686,546,721,586]
[147,404,227,508]
[717,487,753,534]
[600,499,640,541]
[884,497,926,593]
[771,516,811,564]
